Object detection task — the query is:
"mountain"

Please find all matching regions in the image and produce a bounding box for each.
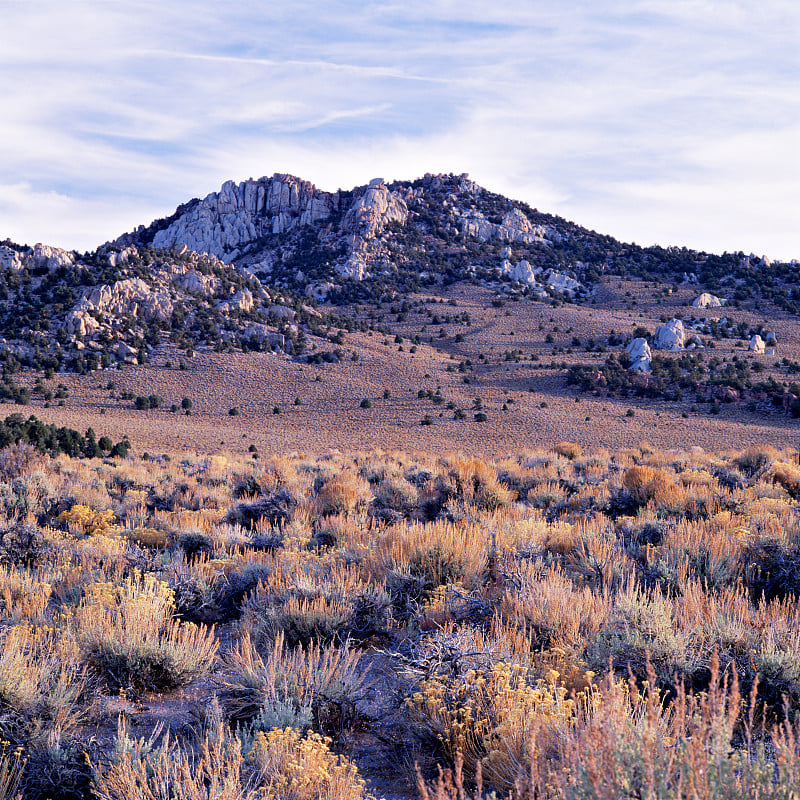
[0,172,798,378]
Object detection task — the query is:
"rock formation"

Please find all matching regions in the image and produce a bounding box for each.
[626,338,652,372]
[749,334,766,354]
[692,292,725,308]
[151,174,336,260]
[0,246,22,271]
[653,319,686,351]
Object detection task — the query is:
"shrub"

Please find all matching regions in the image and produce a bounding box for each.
[553,441,583,460]
[77,574,217,693]
[250,727,366,800]
[621,465,679,507]
[91,724,252,800]
[218,633,370,736]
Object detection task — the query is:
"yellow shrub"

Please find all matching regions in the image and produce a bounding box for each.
[58,505,118,536]
[249,727,366,800]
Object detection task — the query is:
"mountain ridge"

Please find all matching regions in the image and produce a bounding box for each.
[0,170,798,378]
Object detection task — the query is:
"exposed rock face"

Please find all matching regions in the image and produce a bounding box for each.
[175,270,222,296]
[151,174,336,260]
[542,269,583,296]
[67,278,173,340]
[84,278,173,320]
[242,323,284,351]
[217,288,254,314]
[0,246,22,271]
[342,178,408,238]
[692,292,725,308]
[653,319,686,351]
[498,249,584,298]
[306,282,335,301]
[749,334,766,354]
[460,207,554,245]
[24,243,74,272]
[626,338,652,372]
[501,258,539,286]
[765,331,778,346]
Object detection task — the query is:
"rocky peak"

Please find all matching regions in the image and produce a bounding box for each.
[149,173,338,261]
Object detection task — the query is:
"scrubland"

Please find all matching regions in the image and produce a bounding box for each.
[0,441,800,797]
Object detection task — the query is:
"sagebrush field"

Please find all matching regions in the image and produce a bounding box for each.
[1,441,800,798]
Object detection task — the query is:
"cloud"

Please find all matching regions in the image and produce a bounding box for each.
[1,0,798,259]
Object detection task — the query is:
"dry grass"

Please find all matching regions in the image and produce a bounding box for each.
[0,444,798,797]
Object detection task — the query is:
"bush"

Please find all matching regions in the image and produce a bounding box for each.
[553,441,583,460]
[77,574,217,693]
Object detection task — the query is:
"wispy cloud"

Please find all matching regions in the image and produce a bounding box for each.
[2,0,798,259]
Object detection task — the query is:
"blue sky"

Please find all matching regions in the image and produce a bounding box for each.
[2,0,798,260]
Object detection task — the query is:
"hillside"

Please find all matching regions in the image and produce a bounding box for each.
[1,172,799,457]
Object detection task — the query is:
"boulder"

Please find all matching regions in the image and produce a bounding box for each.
[65,309,100,338]
[113,342,139,364]
[749,335,765,354]
[692,292,725,308]
[175,270,221,296]
[653,319,686,351]
[543,269,583,297]
[71,278,173,328]
[268,305,295,322]
[625,338,652,372]
[765,331,778,346]
[305,283,335,301]
[243,323,284,351]
[501,257,540,287]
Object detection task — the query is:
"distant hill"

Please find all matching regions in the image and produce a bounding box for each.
[0,171,798,377]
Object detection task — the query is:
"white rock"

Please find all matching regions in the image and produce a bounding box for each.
[460,207,553,245]
[65,309,100,338]
[543,269,583,296]
[626,338,652,372]
[24,243,74,272]
[765,331,778,346]
[749,334,765,354]
[653,319,686,351]
[217,288,253,314]
[73,278,173,324]
[114,341,139,363]
[0,246,22,271]
[343,179,408,239]
[338,251,369,281]
[176,270,221,296]
[151,174,334,260]
[692,292,725,308]
[268,305,296,322]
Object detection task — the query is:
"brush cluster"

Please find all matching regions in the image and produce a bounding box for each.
[0,442,799,798]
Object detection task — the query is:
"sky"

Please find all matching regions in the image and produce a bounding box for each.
[1,1,798,260]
